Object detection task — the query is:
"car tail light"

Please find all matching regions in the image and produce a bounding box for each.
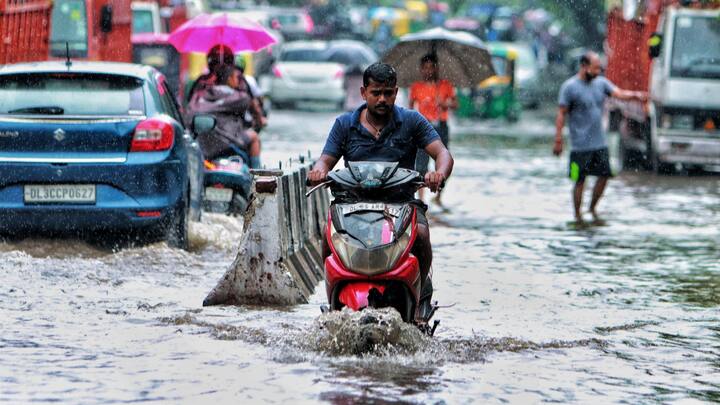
[304,14,314,33]
[130,117,174,152]
[137,210,161,217]
[272,66,283,78]
[334,69,344,80]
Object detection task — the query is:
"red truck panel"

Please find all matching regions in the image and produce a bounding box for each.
[92,0,133,62]
[605,2,663,92]
[0,0,52,64]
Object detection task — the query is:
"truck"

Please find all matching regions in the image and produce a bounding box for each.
[0,0,53,64]
[605,0,720,172]
[1,0,132,64]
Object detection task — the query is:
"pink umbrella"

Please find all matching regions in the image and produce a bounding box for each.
[168,12,277,53]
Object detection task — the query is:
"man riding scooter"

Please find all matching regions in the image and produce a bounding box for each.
[308,62,454,314]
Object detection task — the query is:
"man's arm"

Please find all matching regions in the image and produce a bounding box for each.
[424,140,453,192]
[308,154,339,184]
[611,88,648,102]
[554,106,567,156]
[443,82,459,110]
[440,81,458,110]
[408,84,417,110]
[308,118,344,184]
[442,94,459,110]
[249,99,267,128]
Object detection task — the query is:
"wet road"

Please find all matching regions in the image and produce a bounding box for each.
[2,109,719,403]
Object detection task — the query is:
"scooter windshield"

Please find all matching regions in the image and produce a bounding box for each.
[333,203,411,249]
[347,161,399,189]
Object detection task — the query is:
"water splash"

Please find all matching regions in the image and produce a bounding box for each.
[188,213,244,252]
[303,307,428,356]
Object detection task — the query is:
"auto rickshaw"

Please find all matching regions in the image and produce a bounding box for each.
[404,0,428,32]
[457,42,521,122]
[474,43,521,122]
[369,6,411,37]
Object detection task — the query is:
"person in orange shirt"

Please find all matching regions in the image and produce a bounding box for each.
[410,53,458,206]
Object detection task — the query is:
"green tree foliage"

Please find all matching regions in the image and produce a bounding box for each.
[449,0,606,49]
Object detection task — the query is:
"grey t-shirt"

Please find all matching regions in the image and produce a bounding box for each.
[558,76,616,152]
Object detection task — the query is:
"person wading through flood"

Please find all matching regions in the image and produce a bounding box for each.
[554,51,647,227]
[409,53,457,208]
[308,62,454,311]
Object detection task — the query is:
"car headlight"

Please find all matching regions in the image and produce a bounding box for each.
[662,114,693,130]
[330,221,412,276]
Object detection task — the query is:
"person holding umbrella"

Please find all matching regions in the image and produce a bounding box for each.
[382,27,495,206]
[168,12,277,106]
[409,53,457,207]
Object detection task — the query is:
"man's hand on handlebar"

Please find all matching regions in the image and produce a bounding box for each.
[424,171,446,192]
[308,167,329,185]
[308,155,338,186]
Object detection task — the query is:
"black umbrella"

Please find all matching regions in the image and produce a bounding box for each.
[382,27,495,87]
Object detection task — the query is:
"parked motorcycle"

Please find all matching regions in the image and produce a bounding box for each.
[307,161,440,335]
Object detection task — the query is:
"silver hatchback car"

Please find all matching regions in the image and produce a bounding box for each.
[267,40,378,109]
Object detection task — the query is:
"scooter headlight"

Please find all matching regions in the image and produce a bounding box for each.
[331,222,412,276]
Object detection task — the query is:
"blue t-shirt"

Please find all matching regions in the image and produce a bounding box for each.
[558,76,616,152]
[321,104,440,170]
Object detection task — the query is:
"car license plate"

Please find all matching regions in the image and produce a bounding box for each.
[205,187,233,202]
[24,184,96,204]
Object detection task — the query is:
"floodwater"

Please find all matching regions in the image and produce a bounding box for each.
[1,110,719,404]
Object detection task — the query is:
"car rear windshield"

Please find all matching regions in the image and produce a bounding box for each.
[0,73,145,116]
[280,48,327,62]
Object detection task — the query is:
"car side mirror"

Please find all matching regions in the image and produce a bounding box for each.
[648,33,662,59]
[100,5,113,33]
[192,114,216,135]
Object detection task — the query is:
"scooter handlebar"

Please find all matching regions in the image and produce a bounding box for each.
[413,179,446,192]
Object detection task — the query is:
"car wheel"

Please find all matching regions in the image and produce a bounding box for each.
[167,194,189,250]
[648,142,673,175]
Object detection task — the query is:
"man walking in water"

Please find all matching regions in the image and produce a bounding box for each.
[554,51,646,227]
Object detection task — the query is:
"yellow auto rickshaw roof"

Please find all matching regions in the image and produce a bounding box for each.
[405,0,428,18]
[488,43,518,60]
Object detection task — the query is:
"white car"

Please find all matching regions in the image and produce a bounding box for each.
[267,41,377,109]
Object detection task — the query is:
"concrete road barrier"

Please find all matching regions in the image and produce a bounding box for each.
[203,160,330,306]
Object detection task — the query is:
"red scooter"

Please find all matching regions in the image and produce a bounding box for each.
[308,161,439,335]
